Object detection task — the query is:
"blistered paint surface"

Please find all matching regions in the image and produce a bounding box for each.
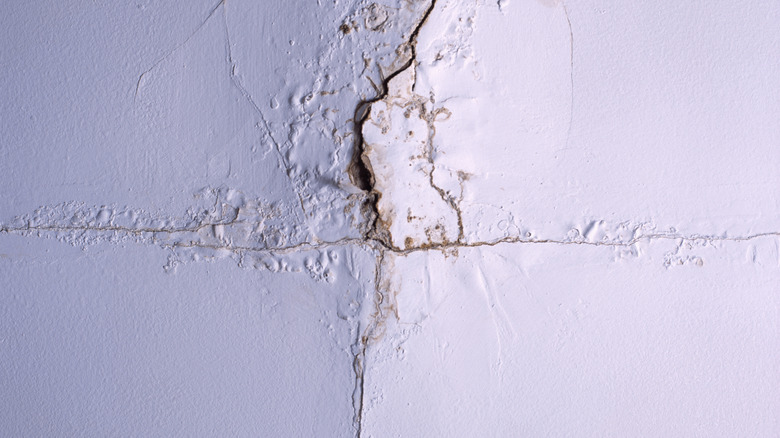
[2,0,779,436]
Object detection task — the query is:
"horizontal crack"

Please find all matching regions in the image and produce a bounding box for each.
[3,224,779,255]
[0,223,372,254]
[0,222,236,236]
[386,231,780,256]
[160,237,371,255]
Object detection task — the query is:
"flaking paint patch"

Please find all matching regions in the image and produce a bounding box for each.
[1,0,779,436]
[361,67,461,250]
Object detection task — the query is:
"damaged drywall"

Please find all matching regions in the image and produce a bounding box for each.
[2,0,779,436]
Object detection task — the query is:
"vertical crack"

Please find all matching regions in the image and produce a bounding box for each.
[351,248,386,436]
[219,2,311,226]
[420,101,465,244]
[348,1,439,436]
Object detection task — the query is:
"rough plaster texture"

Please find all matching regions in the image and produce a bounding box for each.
[1,0,778,436]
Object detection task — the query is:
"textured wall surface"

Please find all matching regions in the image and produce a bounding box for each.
[2,1,778,436]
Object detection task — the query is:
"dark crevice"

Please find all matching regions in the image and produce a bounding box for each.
[348,0,438,251]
